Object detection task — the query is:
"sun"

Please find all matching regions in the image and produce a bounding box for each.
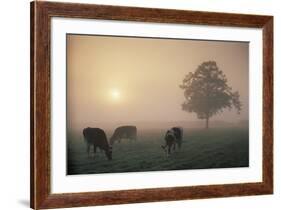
[110,89,121,101]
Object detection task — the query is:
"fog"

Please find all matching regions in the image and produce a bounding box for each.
[67,35,248,131]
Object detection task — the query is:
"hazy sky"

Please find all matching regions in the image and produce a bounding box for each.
[67,34,249,130]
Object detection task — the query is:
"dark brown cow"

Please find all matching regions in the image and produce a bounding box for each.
[110,126,137,145]
[171,127,183,149]
[83,127,112,160]
[161,127,183,156]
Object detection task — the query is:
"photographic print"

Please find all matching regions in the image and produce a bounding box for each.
[66,34,249,175]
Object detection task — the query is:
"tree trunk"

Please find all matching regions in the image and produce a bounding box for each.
[205,117,209,129]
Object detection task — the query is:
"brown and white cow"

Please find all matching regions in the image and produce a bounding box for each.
[161,127,183,156]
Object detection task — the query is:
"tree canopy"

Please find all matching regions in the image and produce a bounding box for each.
[180,61,242,128]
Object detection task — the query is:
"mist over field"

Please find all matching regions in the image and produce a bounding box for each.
[69,120,248,133]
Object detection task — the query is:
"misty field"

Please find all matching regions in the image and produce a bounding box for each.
[67,127,249,175]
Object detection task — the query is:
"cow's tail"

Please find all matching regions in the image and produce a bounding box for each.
[178,127,183,149]
[178,127,183,140]
[82,129,87,143]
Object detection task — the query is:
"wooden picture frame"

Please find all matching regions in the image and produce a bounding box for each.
[30,1,273,209]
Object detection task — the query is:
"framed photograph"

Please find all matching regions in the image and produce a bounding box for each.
[30,1,273,209]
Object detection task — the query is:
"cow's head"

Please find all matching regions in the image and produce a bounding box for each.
[109,136,115,145]
[105,146,113,160]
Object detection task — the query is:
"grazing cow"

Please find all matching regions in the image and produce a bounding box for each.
[161,127,183,156]
[171,127,183,149]
[110,126,137,145]
[83,127,112,160]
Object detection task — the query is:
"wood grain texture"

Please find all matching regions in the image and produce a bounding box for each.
[30,2,34,208]
[262,17,274,192]
[30,1,273,209]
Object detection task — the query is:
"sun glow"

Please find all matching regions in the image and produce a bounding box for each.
[110,89,121,101]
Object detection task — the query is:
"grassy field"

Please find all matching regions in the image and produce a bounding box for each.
[67,127,249,175]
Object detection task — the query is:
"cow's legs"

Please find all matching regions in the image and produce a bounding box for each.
[173,143,176,151]
[87,144,90,157]
[178,141,182,150]
[93,145,97,158]
[89,145,97,158]
[167,146,171,156]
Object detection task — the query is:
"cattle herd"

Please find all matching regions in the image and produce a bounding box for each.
[82,126,183,160]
